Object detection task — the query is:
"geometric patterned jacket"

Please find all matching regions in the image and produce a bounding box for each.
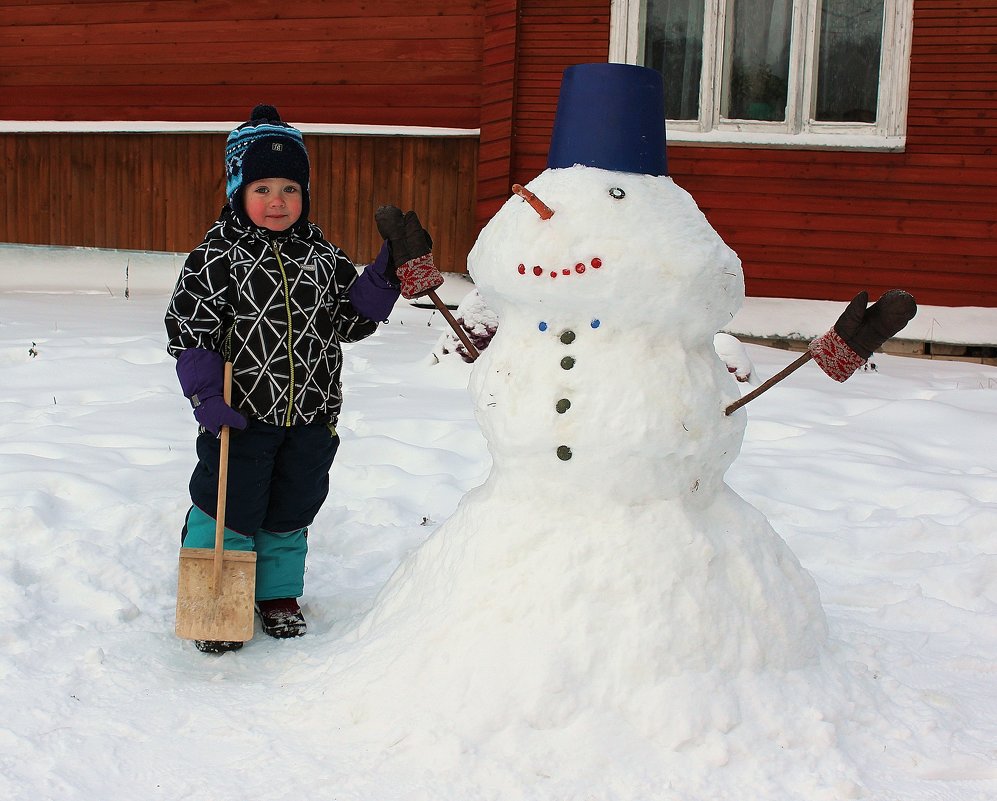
[165,206,379,427]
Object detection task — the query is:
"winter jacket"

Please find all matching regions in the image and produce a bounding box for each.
[165,206,379,427]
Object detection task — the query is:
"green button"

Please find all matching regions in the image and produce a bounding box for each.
[556,445,572,461]
[556,398,571,414]
[560,330,576,344]
[560,356,575,370]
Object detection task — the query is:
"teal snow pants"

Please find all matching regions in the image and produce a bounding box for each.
[180,418,340,601]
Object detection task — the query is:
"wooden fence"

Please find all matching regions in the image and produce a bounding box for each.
[1,132,479,271]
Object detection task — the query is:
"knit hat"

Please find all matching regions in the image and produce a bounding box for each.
[225,104,310,225]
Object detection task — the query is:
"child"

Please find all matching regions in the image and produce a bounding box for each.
[165,104,438,653]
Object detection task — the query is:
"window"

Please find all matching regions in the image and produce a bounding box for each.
[609,0,913,149]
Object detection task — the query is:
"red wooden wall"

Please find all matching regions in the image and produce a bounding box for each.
[675,0,997,306]
[0,0,483,129]
[511,2,612,180]
[477,0,520,227]
[477,0,610,223]
[480,0,997,308]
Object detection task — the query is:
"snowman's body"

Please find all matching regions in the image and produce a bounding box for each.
[469,166,746,505]
[352,166,829,736]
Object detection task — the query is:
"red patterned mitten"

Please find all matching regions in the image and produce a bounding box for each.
[397,252,444,300]
[809,329,866,382]
[375,205,444,300]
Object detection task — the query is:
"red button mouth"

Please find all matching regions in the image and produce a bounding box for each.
[516,258,604,279]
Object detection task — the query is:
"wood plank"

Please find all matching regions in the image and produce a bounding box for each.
[743,270,995,295]
[0,16,481,47]
[0,86,482,111]
[743,279,996,309]
[670,156,997,188]
[1,103,480,129]
[0,38,481,66]
[1,131,477,270]
[710,208,996,241]
[740,259,996,291]
[741,266,952,294]
[712,222,996,259]
[679,175,997,207]
[735,243,991,274]
[0,62,482,86]
[3,0,483,26]
[909,93,997,107]
[694,191,997,223]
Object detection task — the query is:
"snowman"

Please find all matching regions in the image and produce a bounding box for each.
[348,61,825,715]
[317,64,901,794]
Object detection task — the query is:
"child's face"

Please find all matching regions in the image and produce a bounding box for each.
[243,178,303,231]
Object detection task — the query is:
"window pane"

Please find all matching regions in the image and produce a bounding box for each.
[722,0,793,121]
[815,0,885,122]
[643,0,706,120]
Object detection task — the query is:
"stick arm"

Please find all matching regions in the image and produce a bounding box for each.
[428,290,480,361]
[724,352,813,416]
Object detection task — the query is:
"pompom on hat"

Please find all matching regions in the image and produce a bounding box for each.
[225,104,310,226]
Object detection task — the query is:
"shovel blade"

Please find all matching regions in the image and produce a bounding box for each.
[175,547,257,642]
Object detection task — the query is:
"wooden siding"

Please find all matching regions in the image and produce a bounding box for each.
[0,0,484,129]
[475,1,611,222]
[493,0,996,308]
[667,0,997,307]
[673,148,996,306]
[0,133,479,271]
[511,1,611,181]
[476,0,520,227]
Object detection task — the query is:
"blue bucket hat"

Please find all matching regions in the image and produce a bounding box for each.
[547,63,668,176]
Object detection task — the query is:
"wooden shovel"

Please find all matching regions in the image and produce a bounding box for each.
[175,362,256,642]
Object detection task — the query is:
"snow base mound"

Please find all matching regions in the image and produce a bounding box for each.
[290,478,885,798]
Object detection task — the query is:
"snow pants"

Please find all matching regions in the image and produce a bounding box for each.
[180,418,340,601]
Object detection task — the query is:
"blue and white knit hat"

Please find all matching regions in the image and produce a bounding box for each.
[225,104,310,224]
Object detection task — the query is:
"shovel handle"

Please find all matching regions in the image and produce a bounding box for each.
[212,362,233,594]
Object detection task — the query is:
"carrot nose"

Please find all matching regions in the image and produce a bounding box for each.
[512,184,554,220]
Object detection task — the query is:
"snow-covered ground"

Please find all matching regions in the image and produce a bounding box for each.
[1,245,994,800]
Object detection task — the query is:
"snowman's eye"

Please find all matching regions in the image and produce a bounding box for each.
[609,187,626,200]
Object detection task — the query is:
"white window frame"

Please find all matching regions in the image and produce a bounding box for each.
[609,0,913,151]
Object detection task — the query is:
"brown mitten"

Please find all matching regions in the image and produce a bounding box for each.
[374,205,444,300]
[810,290,917,381]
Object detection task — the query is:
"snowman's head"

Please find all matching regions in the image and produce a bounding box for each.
[468,165,744,340]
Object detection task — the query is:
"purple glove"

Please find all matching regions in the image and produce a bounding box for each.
[176,348,248,436]
[348,241,401,321]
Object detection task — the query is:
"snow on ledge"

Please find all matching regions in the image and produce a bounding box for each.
[0,121,893,149]
[0,120,480,137]
[1,243,994,347]
[667,130,905,152]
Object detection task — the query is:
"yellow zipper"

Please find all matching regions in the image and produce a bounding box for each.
[271,241,295,427]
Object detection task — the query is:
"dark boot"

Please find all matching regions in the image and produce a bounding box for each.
[255,598,307,639]
[194,640,244,654]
